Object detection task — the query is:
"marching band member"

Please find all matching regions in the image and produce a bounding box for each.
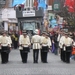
[64,33,73,63]
[19,31,31,63]
[41,32,51,63]
[40,32,46,62]
[59,32,73,63]
[0,32,11,64]
[31,29,41,63]
[59,32,65,61]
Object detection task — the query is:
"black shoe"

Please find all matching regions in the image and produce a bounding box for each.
[45,61,48,63]
[66,61,70,64]
[22,61,27,63]
[42,61,48,63]
[36,61,38,63]
[2,62,8,64]
[63,60,66,62]
[33,61,38,63]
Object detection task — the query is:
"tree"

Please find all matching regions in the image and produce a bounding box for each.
[64,0,75,27]
[58,0,75,26]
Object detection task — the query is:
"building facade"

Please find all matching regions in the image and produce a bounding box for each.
[24,0,34,8]
[0,0,17,32]
[47,0,54,5]
[3,0,13,7]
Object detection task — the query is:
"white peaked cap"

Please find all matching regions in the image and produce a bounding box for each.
[34,29,39,34]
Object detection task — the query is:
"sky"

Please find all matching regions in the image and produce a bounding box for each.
[38,0,47,9]
[13,0,26,6]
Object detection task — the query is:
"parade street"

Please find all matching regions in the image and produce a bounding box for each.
[0,49,75,75]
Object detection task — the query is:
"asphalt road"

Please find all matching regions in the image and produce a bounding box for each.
[0,49,75,75]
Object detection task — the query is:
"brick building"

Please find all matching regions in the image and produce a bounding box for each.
[47,0,54,5]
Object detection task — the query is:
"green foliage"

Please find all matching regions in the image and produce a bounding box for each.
[58,7,75,26]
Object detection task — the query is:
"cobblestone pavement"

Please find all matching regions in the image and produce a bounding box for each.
[0,49,75,75]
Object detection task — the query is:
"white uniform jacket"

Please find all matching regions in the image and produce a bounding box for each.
[63,37,73,46]
[31,35,41,49]
[19,35,30,50]
[1,36,10,47]
[19,35,31,50]
[59,36,65,48]
[59,36,73,50]
[41,36,52,48]
[57,34,61,42]
[7,36,12,47]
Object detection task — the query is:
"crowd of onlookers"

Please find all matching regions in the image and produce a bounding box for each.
[48,30,75,61]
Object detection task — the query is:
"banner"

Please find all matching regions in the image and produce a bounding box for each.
[38,0,47,9]
[22,10,35,17]
[64,0,75,13]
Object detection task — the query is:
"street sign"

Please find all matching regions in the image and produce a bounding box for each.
[52,0,61,11]
[22,10,35,17]
[53,3,60,10]
[0,0,6,4]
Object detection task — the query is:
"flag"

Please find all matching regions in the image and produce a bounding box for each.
[68,6,74,12]
[33,0,38,9]
[38,0,47,9]
[64,0,71,6]
[64,0,75,13]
